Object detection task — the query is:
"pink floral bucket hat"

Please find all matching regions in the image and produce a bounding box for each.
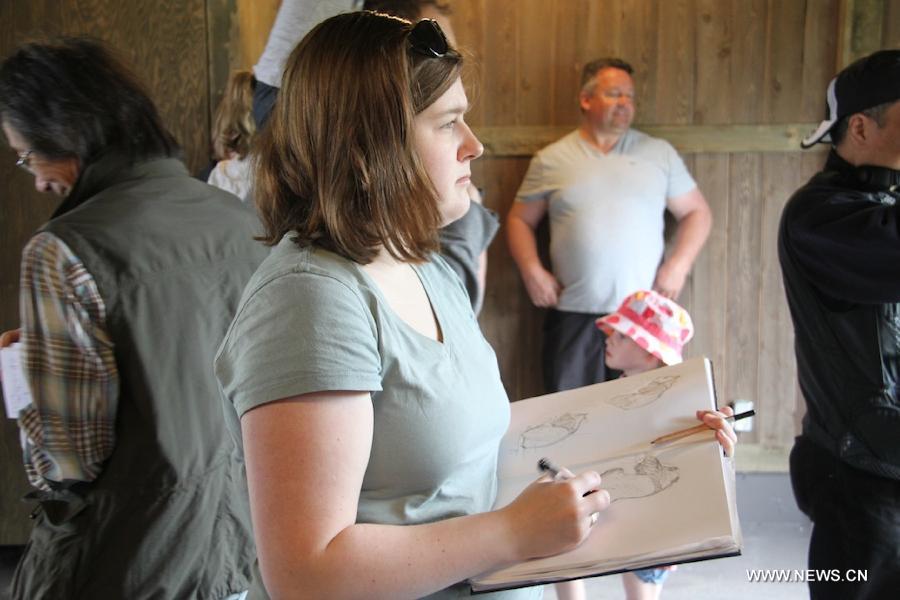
[595,290,694,366]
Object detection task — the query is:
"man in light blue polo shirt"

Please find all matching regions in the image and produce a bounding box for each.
[507,57,712,393]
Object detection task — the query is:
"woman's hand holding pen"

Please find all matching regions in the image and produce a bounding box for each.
[499,469,611,562]
[696,405,737,457]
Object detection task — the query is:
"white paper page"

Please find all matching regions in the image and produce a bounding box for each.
[496,358,717,480]
[1,342,33,419]
[476,358,739,587]
[489,443,734,580]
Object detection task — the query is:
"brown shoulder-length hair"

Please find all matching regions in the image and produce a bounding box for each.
[254,10,462,264]
[211,69,256,160]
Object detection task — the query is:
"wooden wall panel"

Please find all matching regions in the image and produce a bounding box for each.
[479,1,517,126]
[729,0,767,124]
[723,154,763,443]
[1,1,210,172]
[655,0,694,125]
[763,0,808,123]
[62,0,210,172]
[475,157,541,401]
[758,154,803,447]
[454,0,486,123]
[838,0,897,67]
[801,0,840,120]
[685,154,730,398]
[886,0,900,47]
[586,0,621,62]
[621,0,660,122]
[670,156,696,315]
[695,0,731,124]
[516,1,555,126]
[452,0,881,469]
[549,1,583,126]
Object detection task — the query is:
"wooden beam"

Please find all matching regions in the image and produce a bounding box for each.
[475,124,820,157]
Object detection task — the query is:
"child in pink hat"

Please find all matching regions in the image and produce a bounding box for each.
[592,289,736,600]
[597,289,694,374]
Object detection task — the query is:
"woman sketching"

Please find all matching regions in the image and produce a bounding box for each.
[214,12,612,598]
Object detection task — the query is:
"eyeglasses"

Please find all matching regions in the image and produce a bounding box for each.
[16,149,34,174]
[408,19,449,58]
[600,90,635,103]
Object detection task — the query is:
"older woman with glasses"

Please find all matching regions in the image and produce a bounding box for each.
[214,11,611,599]
[1,38,263,599]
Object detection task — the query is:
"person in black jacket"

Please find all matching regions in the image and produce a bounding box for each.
[778,49,900,600]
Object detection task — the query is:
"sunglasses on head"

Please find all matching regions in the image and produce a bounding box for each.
[407,19,449,58]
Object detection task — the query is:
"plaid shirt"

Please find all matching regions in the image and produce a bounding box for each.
[17,232,118,491]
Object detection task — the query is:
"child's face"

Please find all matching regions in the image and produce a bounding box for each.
[604,331,661,375]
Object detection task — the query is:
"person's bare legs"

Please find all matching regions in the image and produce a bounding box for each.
[623,572,662,600]
[553,579,586,600]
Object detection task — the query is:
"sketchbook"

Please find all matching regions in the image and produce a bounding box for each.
[470,357,742,593]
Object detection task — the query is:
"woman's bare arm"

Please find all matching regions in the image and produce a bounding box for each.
[242,390,609,599]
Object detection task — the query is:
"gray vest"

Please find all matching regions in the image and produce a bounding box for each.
[13,156,267,599]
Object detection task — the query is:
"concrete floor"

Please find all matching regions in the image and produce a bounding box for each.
[0,473,811,600]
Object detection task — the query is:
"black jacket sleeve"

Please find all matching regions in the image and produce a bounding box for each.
[785,185,900,304]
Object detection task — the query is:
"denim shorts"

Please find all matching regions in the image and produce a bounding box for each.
[633,567,670,585]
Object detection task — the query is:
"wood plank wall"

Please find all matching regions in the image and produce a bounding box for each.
[450,0,897,463]
[0,0,897,543]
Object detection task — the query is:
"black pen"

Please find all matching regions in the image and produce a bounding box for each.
[537,457,566,479]
[538,457,602,518]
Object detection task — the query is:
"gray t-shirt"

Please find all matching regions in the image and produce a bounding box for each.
[215,235,540,599]
[439,201,499,314]
[516,129,696,313]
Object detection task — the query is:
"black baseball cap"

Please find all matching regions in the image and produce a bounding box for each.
[801,49,900,148]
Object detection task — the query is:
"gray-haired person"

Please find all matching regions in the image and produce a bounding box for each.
[0,38,265,599]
